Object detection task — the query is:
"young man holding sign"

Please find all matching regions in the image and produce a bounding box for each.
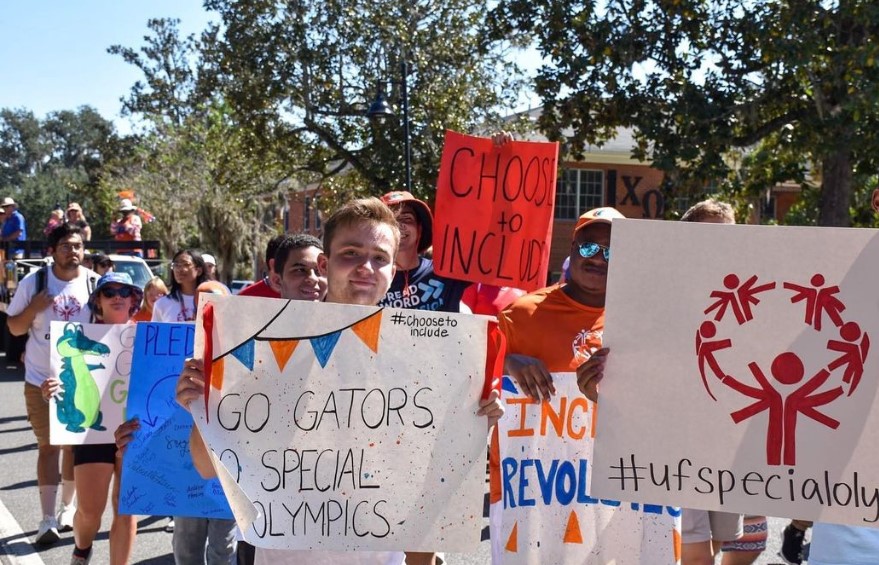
[173,199,503,565]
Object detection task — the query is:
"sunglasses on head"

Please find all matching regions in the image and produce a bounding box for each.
[578,241,611,261]
[99,286,135,299]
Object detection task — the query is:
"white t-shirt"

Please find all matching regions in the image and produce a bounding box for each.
[253,549,404,565]
[151,293,196,322]
[7,266,98,386]
[809,523,879,565]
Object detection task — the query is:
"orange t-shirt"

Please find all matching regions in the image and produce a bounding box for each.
[132,309,152,323]
[498,284,605,372]
[490,284,605,504]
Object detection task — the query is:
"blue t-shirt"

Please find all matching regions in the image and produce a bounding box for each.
[377,257,470,312]
[809,523,879,565]
[2,210,26,241]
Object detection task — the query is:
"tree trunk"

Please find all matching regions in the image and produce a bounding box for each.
[818,146,853,227]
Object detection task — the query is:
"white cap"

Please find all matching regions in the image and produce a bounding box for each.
[202,253,216,266]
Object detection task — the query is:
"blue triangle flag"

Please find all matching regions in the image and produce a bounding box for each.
[310,332,342,368]
[502,376,519,395]
[231,339,255,371]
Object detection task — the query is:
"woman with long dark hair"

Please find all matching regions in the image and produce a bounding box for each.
[152,250,207,322]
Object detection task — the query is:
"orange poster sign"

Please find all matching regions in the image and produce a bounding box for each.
[433,131,558,291]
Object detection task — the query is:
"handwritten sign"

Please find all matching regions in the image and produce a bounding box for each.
[592,219,879,527]
[49,322,134,445]
[119,322,232,518]
[191,296,493,552]
[433,131,557,291]
[494,374,680,564]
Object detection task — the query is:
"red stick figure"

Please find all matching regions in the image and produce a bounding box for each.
[721,352,843,466]
[695,321,732,401]
[704,274,775,325]
[783,274,845,331]
[828,321,870,396]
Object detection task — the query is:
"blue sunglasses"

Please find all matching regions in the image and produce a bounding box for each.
[578,242,611,261]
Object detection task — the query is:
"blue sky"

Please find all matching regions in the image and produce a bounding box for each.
[0,2,539,135]
[0,1,213,133]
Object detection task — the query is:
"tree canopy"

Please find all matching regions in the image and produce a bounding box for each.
[491,0,879,226]
[201,0,526,201]
[0,106,122,237]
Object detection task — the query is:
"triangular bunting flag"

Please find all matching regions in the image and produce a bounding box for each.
[231,339,256,371]
[505,522,518,553]
[351,312,382,353]
[502,376,519,395]
[211,357,225,390]
[270,340,300,371]
[311,332,342,368]
[563,510,583,544]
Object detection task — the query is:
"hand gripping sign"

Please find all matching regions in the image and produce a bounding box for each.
[592,219,879,527]
[432,131,558,292]
[191,295,504,552]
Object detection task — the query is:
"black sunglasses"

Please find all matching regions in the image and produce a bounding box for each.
[99,286,135,299]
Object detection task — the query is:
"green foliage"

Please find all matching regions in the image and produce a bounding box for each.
[203,0,526,199]
[0,107,121,239]
[491,0,879,226]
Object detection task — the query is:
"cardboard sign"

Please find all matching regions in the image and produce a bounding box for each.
[591,219,879,527]
[119,322,232,519]
[49,322,134,445]
[433,131,557,291]
[494,375,680,564]
[191,296,494,552]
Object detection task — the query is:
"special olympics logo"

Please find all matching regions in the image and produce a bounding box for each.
[695,273,869,466]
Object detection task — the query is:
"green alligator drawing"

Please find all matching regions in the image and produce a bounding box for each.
[55,323,111,433]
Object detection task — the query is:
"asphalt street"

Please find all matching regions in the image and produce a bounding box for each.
[0,351,797,564]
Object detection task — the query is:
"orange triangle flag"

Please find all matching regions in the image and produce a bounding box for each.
[563,510,583,544]
[505,522,518,553]
[270,340,300,371]
[352,312,382,353]
[211,357,225,390]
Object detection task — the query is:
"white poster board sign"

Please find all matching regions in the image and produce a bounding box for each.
[192,296,493,552]
[49,321,135,445]
[495,374,680,564]
[591,219,879,527]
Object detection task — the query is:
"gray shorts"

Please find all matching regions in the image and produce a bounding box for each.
[682,509,744,543]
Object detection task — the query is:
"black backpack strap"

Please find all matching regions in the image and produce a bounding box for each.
[35,266,47,294]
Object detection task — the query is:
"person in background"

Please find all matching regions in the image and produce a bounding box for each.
[43,272,142,565]
[377,191,470,312]
[238,235,286,298]
[6,224,97,544]
[1,196,27,257]
[677,199,755,565]
[133,276,169,322]
[152,250,207,322]
[90,253,114,276]
[66,203,91,241]
[202,254,218,281]
[461,283,526,317]
[110,199,142,256]
[43,208,65,238]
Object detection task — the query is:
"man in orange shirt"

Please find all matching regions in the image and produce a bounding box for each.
[499,207,616,399]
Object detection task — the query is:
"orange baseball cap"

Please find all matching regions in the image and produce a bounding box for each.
[573,207,625,236]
